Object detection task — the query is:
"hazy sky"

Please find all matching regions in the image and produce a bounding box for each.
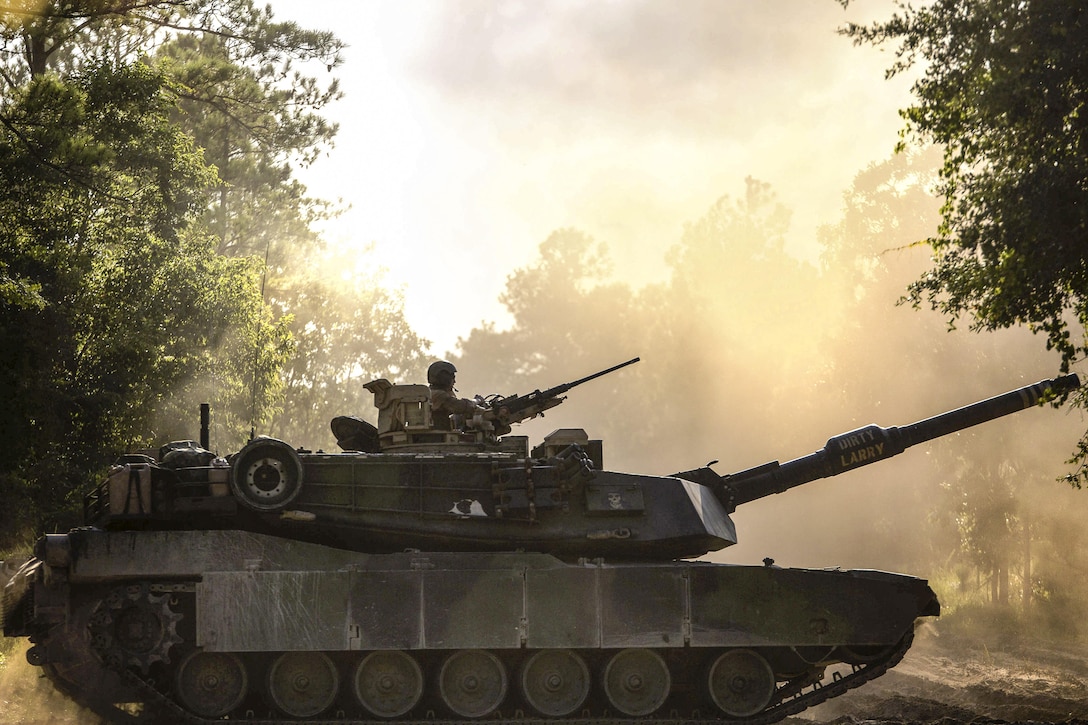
[272,0,915,355]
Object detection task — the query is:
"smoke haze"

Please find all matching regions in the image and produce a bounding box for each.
[273,0,917,353]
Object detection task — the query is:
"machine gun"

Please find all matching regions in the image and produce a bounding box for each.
[673,374,1081,513]
[488,357,640,427]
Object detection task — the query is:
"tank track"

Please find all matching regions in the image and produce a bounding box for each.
[52,627,914,725]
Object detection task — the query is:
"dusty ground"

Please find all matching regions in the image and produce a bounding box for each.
[792,628,1088,725]
[0,641,101,725]
[2,632,1088,724]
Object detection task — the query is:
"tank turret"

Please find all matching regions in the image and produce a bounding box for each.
[72,370,1084,562]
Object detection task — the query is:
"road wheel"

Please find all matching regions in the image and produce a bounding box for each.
[707,649,776,717]
[602,648,670,716]
[520,649,590,717]
[267,651,339,718]
[175,650,248,718]
[438,649,507,718]
[353,650,423,718]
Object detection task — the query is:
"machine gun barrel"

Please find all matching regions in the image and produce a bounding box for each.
[720,374,1080,511]
[541,357,641,398]
[493,357,640,425]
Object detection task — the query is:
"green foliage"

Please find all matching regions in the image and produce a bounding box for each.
[158,25,341,262]
[933,601,1031,648]
[932,576,1087,645]
[0,61,284,539]
[0,1,344,86]
[839,0,1088,481]
[0,1,344,262]
[0,3,425,549]
[268,249,429,449]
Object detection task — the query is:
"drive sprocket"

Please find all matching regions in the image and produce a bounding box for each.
[88,583,183,674]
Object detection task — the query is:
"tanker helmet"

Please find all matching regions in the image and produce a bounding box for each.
[427,360,457,386]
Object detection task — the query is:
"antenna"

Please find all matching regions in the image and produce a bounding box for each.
[248,238,273,442]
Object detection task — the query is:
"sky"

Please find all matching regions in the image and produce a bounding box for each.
[270,0,917,355]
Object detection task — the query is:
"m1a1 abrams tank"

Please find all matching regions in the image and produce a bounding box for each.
[1,363,1079,724]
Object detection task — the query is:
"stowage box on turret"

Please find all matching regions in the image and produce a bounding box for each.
[1,362,1079,724]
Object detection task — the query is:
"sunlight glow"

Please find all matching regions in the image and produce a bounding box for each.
[273,1,915,355]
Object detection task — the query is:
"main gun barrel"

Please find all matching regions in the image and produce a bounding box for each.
[720,374,1080,511]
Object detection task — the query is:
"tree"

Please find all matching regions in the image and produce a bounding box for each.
[454,181,824,476]
[660,177,825,469]
[268,250,430,449]
[458,228,636,382]
[454,229,655,465]
[0,3,427,551]
[0,61,285,543]
[1,1,344,260]
[0,2,343,86]
[156,26,341,262]
[838,0,1088,481]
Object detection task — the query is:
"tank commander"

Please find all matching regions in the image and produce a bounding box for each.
[428,361,484,429]
[427,361,510,435]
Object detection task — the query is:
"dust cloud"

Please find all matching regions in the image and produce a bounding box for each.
[0,641,99,725]
[272,0,918,353]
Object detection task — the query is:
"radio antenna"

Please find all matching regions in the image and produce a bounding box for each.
[248,238,272,442]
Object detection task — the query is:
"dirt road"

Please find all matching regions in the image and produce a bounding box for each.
[792,628,1088,724]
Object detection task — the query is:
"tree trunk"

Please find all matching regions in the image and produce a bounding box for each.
[25,30,50,77]
[997,560,1009,606]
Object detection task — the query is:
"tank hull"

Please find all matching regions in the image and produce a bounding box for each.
[6,528,938,723]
